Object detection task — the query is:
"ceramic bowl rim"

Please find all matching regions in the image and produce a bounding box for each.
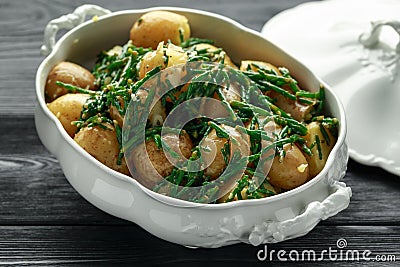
[35,6,347,210]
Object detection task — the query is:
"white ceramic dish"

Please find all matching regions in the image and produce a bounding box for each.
[35,5,351,248]
[262,0,400,176]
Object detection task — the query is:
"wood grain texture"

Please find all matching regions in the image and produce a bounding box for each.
[0,0,399,266]
[1,117,400,226]
[0,0,312,116]
[0,226,398,265]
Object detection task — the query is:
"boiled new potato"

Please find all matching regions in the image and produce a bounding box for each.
[47,93,89,137]
[109,101,124,127]
[217,179,279,203]
[128,131,193,187]
[260,121,281,174]
[240,60,281,74]
[132,88,167,127]
[74,123,130,175]
[303,121,336,177]
[268,90,314,122]
[130,11,190,49]
[192,43,238,69]
[217,183,248,203]
[201,125,249,180]
[139,42,188,79]
[268,143,309,190]
[218,85,241,104]
[109,85,167,129]
[240,60,313,122]
[45,61,96,102]
[201,128,228,180]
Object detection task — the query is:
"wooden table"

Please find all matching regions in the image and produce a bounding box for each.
[1,0,399,265]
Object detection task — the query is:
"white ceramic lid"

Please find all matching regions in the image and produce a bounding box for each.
[261,0,400,176]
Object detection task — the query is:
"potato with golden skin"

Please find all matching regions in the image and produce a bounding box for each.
[303,121,336,177]
[74,123,130,175]
[240,60,314,122]
[45,61,96,102]
[268,143,309,190]
[109,85,167,128]
[240,60,281,74]
[139,42,188,79]
[47,93,89,137]
[260,120,280,174]
[128,131,193,187]
[268,90,314,122]
[217,185,247,203]
[130,11,190,49]
[217,180,280,203]
[192,43,238,69]
[201,125,250,180]
[135,88,167,127]
[109,102,124,128]
[201,128,228,180]
[219,86,241,104]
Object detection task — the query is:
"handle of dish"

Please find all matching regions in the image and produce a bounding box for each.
[41,4,111,56]
[359,20,400,53]
[249,181,352,246]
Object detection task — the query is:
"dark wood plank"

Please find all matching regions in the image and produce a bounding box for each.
[1,117,400,226]
[0,0,312,116]
[0,225,398,265]
[1,0,400,265]
[332,160,400,225]
[0,116,127,225]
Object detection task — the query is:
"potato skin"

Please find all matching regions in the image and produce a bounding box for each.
[240,60,281,74]
[268,143,309,190]
[303,121,336,177]
[217,185,248,203]
[74,123,130,175]
[268,90,314,122]
[130,11,190,49]
[240,60,313,122]
[109,103,124,128]
[217,180,279,203]
[139,42,187,79]
[128,131,193,187]
[193,43,238,69]
[133,88,167,127]
[201,128,229,180]
[47,93,89,137]
[45,61,96,102]
[201,126,249,180]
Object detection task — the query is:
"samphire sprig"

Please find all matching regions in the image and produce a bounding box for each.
[241,64,329,120]
[93,42,152,89]
[55,35,339,203]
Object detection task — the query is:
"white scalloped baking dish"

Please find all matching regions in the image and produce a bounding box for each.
[35,5,351,248]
